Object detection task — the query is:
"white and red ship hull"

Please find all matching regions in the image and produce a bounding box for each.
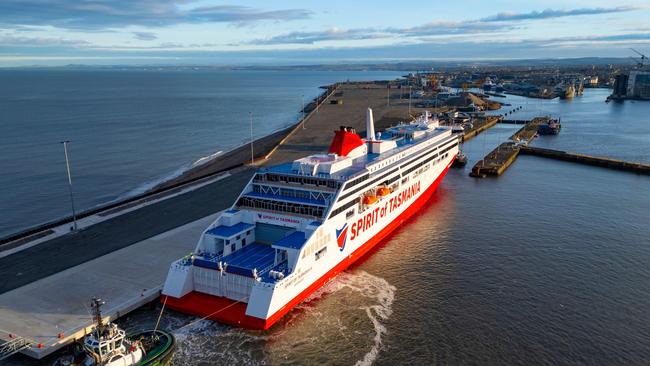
[163,152,456,330]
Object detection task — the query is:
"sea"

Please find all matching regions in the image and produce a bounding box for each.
[0,69,404,238]
[2,72,649,365]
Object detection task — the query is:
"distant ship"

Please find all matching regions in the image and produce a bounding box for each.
[482,79,494,91]
[555,82,576,99]
[162,109,459,329]
[537,118,561,135]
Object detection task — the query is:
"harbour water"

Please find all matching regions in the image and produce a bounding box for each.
[0,70,404,238]
[4,81,650,365]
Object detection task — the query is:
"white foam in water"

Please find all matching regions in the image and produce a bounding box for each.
[317,270,396,366]
[168,270,395,365]
[190,150,224,168]
[119,150,223,198]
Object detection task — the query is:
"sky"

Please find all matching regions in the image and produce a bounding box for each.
[1,0,650,66]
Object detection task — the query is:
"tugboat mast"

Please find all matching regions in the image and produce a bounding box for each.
[91,298,106,335]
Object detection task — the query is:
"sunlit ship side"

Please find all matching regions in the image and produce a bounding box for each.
[162,108,459,329]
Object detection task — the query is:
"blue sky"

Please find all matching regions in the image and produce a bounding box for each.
[1,0,649,66]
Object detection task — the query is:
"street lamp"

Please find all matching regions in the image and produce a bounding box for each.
[408,85,412,115]
[60,140,78,231]
[301,94,306,130]
[249,112,254,165]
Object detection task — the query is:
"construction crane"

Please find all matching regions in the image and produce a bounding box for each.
[630,48,647,68]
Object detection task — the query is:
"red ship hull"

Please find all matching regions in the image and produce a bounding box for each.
[164,158,454,330]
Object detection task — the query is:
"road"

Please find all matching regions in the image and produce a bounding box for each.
[0,169,255,294]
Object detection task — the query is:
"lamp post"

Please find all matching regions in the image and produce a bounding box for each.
[61,140,78,231]
[249,112,254,165]
[301,94,306,130]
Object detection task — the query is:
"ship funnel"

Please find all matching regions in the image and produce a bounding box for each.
[366,108,375,141]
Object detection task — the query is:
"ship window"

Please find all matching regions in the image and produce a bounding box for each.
[231,243,236,252]
[346,209,355,219]
[329,198,360,218]
[315,247,327,260]
[242,238,246,246]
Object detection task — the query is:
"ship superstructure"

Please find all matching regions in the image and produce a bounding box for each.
[162,108,459,329]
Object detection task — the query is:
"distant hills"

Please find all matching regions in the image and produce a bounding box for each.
[3,57,636,71]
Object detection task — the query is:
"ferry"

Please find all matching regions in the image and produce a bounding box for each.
[162,108,459,329]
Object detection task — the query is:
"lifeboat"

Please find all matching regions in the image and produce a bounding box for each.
[376,187,391,197]
[362,195,379,205]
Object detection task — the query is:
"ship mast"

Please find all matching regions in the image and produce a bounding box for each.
[91,298,106,335]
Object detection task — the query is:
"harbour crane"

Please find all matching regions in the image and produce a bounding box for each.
[630,48,647,68]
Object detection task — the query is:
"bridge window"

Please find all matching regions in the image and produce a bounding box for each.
[237,196,325,218]
[315,247,327,260]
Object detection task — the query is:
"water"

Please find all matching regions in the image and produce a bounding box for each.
[160,89,646,365]
[0,70,404,237]
[5,85,650,365]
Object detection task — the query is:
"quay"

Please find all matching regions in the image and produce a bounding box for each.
[0,82,423,360]
[470,117,548,177]
[0,214,217,359]
[500,119,531,124]
[461,115,503,142]
[520,146,650,175]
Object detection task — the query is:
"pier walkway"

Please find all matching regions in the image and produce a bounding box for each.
[520,146,650,175]
[0,169,255,294]
[470,117,547,177]
[0,213,218,359]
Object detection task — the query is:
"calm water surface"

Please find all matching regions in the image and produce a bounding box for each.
[0,70,404,237]
[162,89,648,365]
[5,86,650,365]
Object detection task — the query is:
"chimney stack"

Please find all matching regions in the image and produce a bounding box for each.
[366,108,375,141]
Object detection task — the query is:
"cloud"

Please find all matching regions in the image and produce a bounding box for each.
[389,21,513,37]
[0,35,90,46]
[535,33,650,45]
[250,21,513,45]
[481,6,641,22]
[3,32,649,67]
[251,28,383,45]
[250,5,640,46]
[133,31,157,41]
[0,1,311,30]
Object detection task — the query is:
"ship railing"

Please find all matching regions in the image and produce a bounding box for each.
[0,337,32,361]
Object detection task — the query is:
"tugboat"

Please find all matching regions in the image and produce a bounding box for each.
[538,118,561,135]
[54,299,175,366]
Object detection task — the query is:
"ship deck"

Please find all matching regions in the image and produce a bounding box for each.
[194,242,277,278]
[264,126,452,181]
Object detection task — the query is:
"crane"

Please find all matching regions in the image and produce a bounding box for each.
[630,48,647,68]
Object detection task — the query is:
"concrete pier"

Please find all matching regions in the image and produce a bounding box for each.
[520,146,650,175]
[461,115,503,142]
[0,213,217,359]
[470,117,548,178]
